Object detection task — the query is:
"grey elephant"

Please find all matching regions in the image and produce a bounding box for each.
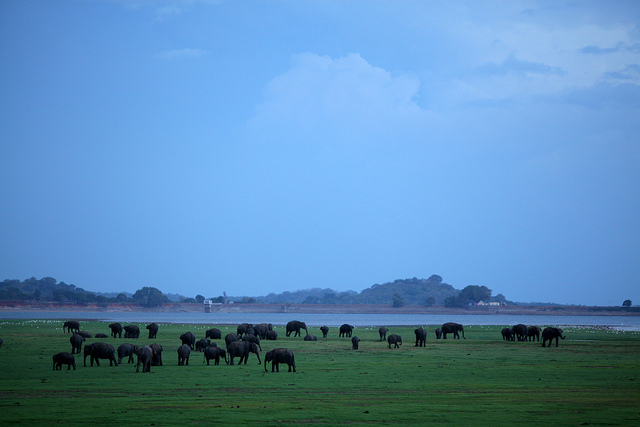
[501,328,514,341]
[225,333,240,348]
[379,327,389,341]
[150,343,163,366]
[177,344,191,365]
[414,328,427,347]
[237,323,254,338]
[435,328,442,339]
[320,326,329,338]
[512,324,528,342]
[123,325,140,339]
[63,320,80,334]
[53,352,76,370]
[196,338,211,352]
[180,331,196,349]
[528,326,541,342]
[136,345,154,373]
[264,348,296,372]
[441,322,465,339]
[203,346,227,365]
[95,333,108,338]
[254,323,271,339]
[70,333,85,354]
[242,334,262,350]
[117,343,139,364]
[388,334,402,348]
[286,320,308,337]
[77,331,91,339]
[206,328,222,340]
[109,322,123,338]
[227,340,261,365]
[351,336,360,350]
[541,327,566,347]
[339,324,354,337]
[304,334,317,342]
[84,342,118,367]
[0,338,3,349]
[266,330,278,340]
[146,323,159,339]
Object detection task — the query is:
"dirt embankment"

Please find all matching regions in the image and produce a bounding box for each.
[0,301,636,316]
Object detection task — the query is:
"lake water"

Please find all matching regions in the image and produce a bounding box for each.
[2,311,640,331]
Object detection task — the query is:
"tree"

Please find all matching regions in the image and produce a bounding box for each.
[392,293,404,308]
[195,294,205,304]
[132,287,168,307]
[116,293,128,303]
[623,299,632,307]
[424,296,436,307]
[459,285,492,305]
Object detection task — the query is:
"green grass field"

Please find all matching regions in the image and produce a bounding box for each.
[1,320,639,425]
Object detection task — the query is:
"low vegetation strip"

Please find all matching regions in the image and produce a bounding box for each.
[0,320,638,424]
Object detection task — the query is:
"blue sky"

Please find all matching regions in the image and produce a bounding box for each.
[1,1,639,306]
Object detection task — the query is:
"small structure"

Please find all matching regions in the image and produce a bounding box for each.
[204,300,212,313]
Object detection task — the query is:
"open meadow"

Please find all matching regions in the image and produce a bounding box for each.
[1,320,639,425]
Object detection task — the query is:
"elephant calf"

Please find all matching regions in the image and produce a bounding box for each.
[177,344,191,365]
[203,346,226,365]
[388,334,402,349]
[53,352,76,370]
[351,336,360,350]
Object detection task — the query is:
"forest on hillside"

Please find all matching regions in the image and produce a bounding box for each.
[0,275,509,308]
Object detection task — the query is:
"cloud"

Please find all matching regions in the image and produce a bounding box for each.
[153,48,209,60]
[476,53,565,77]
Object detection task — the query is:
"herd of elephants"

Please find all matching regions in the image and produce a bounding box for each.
[48,320,566,372]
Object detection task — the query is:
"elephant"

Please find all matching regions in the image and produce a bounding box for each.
[227,340,261,365]
[109,322,123,338]
[304,334,317,342]
[53,352,76,370]
[264,348,296,372]
[320,326,329,338]
[146,323,159,339]
[286,320,308,337]
[414,328,427,347]
[206,328,222,340]
[77,331,91,339]
[527,326,541,342]
[70,333,85,354]
[237,323,254,338]
[117,343,139,364]
[379,327,389,341]
[351,336,360,350]
[63,320,80,334]
[84,342,118,367]
[180,331,196,349]
[435,328,442,339]
[512,324,528,342]
[242,334,262,350]
[177,344,191,365]
[441,322,465,339]
[541,327,566,347]
[225,333,240,348]
[135,345,154,373]
[266,330,278,340]
[150,343,163,366]
[339,324,354,337]
[388,334,402,348]
[254,323,271,339]
[95,333,108,338]
[501,327,514,341]
[203,346,227,365]
[124,325,140,339]
[0,338,3,349]
[196,338,211,352]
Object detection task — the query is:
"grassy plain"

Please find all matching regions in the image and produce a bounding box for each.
[0,320,639,425]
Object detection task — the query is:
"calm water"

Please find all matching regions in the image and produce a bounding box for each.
[2,311,639,330]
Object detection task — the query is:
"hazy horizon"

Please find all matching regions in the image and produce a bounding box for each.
[1,1,638,307]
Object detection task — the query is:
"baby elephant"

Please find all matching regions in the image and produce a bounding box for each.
[388,334,403,349]
[177,344,191,365]
[53,352,76,370]
[351,336,360,350]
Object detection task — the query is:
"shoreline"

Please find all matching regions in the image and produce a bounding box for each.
[0,302,637,317]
